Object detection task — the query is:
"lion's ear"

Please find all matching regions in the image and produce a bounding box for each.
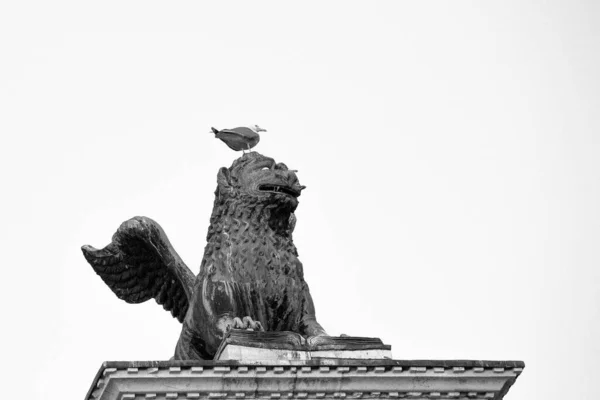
[217,167,232,190]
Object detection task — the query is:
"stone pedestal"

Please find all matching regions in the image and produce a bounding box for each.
[86,359,524,400]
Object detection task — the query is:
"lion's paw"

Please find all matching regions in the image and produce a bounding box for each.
[230,316,264,331]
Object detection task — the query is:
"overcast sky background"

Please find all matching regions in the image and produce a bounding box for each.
[1,1,599,399]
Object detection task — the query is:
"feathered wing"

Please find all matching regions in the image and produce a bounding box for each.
[81,216,195,322]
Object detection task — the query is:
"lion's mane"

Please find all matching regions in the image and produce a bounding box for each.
[197,153,308,332]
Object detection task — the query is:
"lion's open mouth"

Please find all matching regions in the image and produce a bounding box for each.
[258,184,301,197]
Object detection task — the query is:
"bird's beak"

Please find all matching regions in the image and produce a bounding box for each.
[257,128,267,132]
[299,185,306,191]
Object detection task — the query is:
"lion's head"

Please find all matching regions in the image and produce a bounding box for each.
[207,152,305,239]
[216,152,305,210]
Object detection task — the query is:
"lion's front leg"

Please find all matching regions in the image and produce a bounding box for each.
[300,284,328,337]
[183,277,267,358]
[174,313,266,360]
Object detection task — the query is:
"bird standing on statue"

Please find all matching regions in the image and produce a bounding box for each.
[212,125,266,152]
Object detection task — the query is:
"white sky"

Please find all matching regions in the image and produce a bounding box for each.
[1,1,598,399]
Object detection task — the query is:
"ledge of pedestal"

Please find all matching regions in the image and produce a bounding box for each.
[86,359,524,400]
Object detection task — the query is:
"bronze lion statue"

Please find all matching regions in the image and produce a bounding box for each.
[82,152,327,360]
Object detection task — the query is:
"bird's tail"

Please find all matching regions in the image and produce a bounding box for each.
[211,127,219,135]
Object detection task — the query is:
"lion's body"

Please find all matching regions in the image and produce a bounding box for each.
[83,152,325,360]
[201,199,307,331]
[174,153,325,359]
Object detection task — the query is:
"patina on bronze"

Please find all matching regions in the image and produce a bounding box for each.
[82,152,327,360]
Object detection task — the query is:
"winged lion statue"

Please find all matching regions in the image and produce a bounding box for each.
[82,152,327,360]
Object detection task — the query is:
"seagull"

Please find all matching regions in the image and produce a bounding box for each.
[212,125,267,152]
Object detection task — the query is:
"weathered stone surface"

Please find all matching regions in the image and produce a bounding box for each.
[86,360,525,400]
[218,331,391,352]
[214,331,392,361]
[217,346,393,362]
[80,151,525,400]
[82,153,328,360]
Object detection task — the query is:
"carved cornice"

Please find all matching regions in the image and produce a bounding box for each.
[87,360,524,400]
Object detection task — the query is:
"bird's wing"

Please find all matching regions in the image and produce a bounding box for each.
[221,127,256,137]
[215,131,246,151]
[81,216,196,322]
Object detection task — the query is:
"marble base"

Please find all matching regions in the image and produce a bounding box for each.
[86,359,524,400]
